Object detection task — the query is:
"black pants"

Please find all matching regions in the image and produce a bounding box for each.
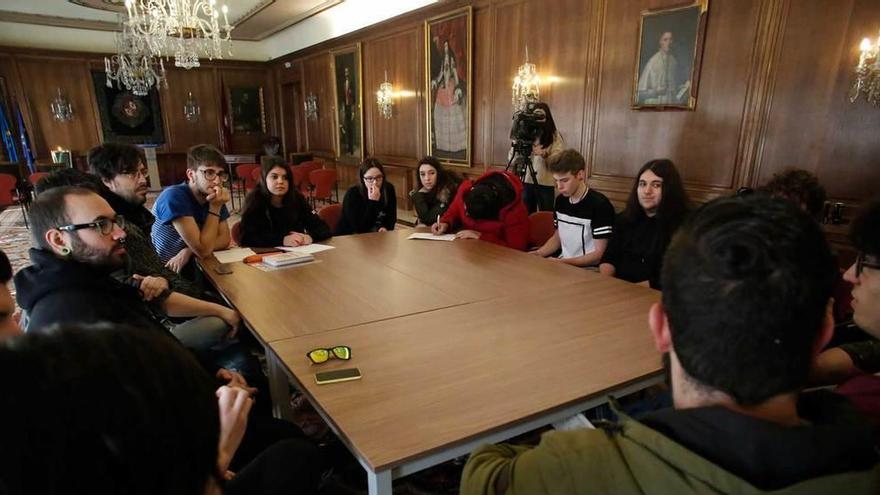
[522,183,555,213]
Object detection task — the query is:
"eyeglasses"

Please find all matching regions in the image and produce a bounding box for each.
[57,215,125,236]
[121,168,150,181]
[199,168,230,182]
[306,345,351,364]
[363,175,384,183]
[855,252,880,277]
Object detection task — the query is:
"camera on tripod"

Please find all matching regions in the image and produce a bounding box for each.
[507,101,547,182]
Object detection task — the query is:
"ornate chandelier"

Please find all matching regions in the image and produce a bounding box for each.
[105,17,167,96]
[124,0,233,70]
[376,70,393,119]
[512,46,540,111]
[851,30,880,106]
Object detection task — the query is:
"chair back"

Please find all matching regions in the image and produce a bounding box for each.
[295,162,322,194]
[235,164,259,190]
[528,211,555,249]
[317,203,342,233]
[291,166,308,190]
[0,174,16,206]
[251,167,262,186]
[310,168,337,203]
[28,172,50,188]
[230,220,242,245]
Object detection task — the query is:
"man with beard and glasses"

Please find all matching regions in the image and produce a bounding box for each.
[151,144,231,280]
[461,195,880,495]
[14,186,239,344]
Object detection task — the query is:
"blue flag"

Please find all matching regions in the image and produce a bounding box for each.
[14,102,35,175]
[0,102,17,163]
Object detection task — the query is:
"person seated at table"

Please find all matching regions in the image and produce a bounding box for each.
[811,198,880,420]
[0,323,322,495]
[0,249,20,341]
[151,144,232,279]
[599,159,690,288]
[759,168,827,222]
[530,149,614,266]
[432,170,529,251]
[14,186,240,354]
[461,195,880,494]
[239,157,331,248]
[409,156,461,226]
[336,158,397,235]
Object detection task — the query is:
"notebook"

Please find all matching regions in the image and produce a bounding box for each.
[261,251,315,267]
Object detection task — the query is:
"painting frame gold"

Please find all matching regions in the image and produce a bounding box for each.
[631,0,709,110]
[424,6,472,167]
[330,43,364,163]
[228,86,267,134]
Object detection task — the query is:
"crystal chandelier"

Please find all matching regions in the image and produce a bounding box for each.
[512,46,540,111]
[105,16,167,96]
[305,93,319,121]
[376,70,393,119]
[124,0,233,70]
[850,30,880,106]
[50,88,74,122]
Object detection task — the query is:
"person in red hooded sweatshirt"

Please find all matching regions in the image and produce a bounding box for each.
[431,169,529,251]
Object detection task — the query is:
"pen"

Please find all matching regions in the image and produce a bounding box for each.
[436,214,440,226]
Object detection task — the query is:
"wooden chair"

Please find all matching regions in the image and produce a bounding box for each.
[528,211,555,249]
[0,174,16,207]
[251,167,262,187]
[235,164,259,191]
[310,168,338,206]
[317,203,342,233]
[294,161,322,196]
[28,172,50,189]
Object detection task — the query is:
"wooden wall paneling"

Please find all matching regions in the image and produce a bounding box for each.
[161,66,222,151]
[220,67,276,154]
[301,53,335,157]
[363,27,424,164]
[756,0,880,203]
[487,0,525,166]
[13,55,101,156]
[590,0,760,198]
[471,5,491,168]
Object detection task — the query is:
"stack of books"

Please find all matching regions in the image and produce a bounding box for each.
[261,251,315,267]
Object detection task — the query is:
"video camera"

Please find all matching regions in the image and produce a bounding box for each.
[507,101,547,182]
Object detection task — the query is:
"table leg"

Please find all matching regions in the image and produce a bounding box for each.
[266,351,295,422]
[367,470,392,495]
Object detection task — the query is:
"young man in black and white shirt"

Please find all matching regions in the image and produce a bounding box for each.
[530,149,615,267]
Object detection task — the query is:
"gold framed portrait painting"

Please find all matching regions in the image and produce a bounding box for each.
[632,0,709,110]
[425,6,472,166]
[331,44,363,162]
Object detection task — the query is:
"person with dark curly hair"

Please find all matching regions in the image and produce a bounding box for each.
[759,168,827,220]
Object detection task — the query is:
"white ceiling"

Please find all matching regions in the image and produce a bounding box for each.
[0,0,439,61]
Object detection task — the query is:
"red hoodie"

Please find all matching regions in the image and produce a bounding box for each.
[440,170,530,251]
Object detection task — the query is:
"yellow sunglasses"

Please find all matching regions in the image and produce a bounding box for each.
[306,345,352,364]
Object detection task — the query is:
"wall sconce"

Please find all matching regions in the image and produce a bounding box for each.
[376,70,394,119]
[183,91,201,122]
[305,92,318,121]
[50,88,74,122]
[851,30,880,106]
[512,46,540,111]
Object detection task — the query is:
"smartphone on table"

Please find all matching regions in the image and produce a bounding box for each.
[315,367,361,385]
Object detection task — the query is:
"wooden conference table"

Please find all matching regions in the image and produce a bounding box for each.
[203,229,662,495]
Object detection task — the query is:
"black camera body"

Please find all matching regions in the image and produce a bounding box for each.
[508,102,546,181]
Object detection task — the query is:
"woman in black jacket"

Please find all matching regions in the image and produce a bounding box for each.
[238,158,331,247]
[336,158,397,235]
[409,156,461,226]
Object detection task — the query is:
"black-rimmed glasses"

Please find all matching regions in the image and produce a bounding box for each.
[57,215,125,236]
[363,175,383,183]
[856,252,880,277]
[121,168,150,181]
[199,168,231,182]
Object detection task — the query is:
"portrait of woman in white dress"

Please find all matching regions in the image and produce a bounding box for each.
[431,39,467,155]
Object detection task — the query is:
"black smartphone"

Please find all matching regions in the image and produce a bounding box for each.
[214,263,233,275]
[315,367,361,385]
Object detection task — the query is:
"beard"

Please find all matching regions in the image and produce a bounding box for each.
[69,235,128,272]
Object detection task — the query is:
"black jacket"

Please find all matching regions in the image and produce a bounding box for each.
[239,192,331,247]
[15,248,166,335]
[336,183,397,235]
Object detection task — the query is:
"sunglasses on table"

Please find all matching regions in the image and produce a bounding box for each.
[307,345,352,364]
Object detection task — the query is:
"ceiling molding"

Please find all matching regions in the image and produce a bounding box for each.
[68,0,125,14]
[0,10,118,32]
[239,0,342,41]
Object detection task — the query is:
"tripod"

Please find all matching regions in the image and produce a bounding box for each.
[506,140,538,185]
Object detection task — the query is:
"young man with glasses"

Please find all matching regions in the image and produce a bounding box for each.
[83,143,205,300]
[462,196,880,494]
[811,199,880,419]
[15,186,239,340]
[151,144,231,278]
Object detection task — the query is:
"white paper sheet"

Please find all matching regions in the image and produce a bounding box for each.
[214,247,256,264]
[275,243,336,255]
[407,233,456,241]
